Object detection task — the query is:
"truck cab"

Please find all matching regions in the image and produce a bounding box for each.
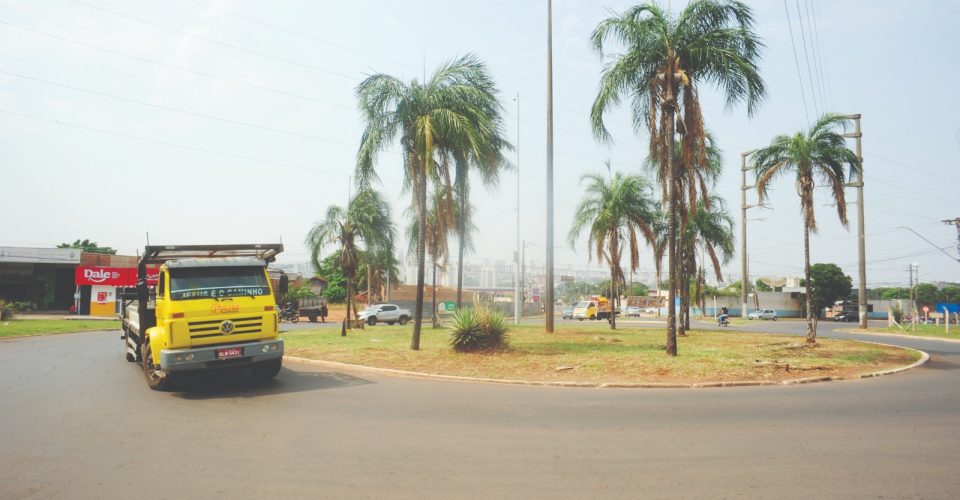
[121,244,285,390]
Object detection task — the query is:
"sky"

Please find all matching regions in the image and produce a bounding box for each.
[1,0,958,288]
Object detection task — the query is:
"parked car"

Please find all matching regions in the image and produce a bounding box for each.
[357,303,412,326]
[644,307,658,314]
[625,306,641,317]
[747,309,778,321]
[833,312,855,322]
[562,305,574,319]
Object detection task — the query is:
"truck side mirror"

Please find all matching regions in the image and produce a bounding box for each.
[278,274,289,295]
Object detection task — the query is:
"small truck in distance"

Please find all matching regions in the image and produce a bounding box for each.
[120,244,287,390]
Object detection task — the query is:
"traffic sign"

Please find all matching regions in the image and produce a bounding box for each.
[922,306,930,313]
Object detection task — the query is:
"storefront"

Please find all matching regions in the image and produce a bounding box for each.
[0,247,81,310]
[73,265,158,317]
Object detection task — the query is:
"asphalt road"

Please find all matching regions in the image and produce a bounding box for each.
[1,320,958,499]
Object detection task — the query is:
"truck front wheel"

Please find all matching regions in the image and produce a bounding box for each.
[142,342,172,391]
[250,358,282,380]
[368,316,377,326]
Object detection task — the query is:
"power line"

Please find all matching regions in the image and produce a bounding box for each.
[0,69,358,146]
[807,0,831,109]
[782,0,811,124]
[0,20,353,110]
[794,0,821,116]
[184,0,420,71]
[69,0,357,81]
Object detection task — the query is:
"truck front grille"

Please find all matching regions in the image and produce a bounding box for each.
[188,316,262,339]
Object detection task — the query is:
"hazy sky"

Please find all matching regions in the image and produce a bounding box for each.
[2,0,958,287]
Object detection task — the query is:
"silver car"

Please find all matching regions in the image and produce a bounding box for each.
[747,309,777,321]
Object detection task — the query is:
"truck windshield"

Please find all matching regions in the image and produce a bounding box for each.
[169,266,270,301]
[576,301,590,308]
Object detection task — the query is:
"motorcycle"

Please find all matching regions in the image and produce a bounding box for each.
[717,314,729,327]
[278,303,299,323]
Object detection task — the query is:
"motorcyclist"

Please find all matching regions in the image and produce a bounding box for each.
[718,306,729,325]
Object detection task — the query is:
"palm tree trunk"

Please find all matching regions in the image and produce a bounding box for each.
[343,280,351,335]
[432,257,438,329]
[804,225,815,343]
[678,241,687,336]
[367,265,372,308]
[412,165,427,350]
[457,182,466,310]
[610,238,618,330]
[665,76,678,356]
[655,268,661,318]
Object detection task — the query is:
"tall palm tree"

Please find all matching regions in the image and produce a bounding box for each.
[306,188,395,334]
[753,113,860,343]
[568,172,658,330]
[591,0,765,355]
[355,54,507,350]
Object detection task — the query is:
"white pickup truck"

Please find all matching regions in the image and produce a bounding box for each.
[357,304,411,326]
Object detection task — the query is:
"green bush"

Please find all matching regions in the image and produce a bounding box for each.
[448,306,509,352]
[0,300,27,320]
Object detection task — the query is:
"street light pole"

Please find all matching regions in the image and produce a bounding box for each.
[842,114,867,328]
[545,0,555,333]
[514,94,521,325]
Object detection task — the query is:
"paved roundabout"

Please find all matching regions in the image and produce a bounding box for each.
[1,320,957,499]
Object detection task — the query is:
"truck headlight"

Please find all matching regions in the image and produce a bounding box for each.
[185,353,194,361]
[262,344,271,353]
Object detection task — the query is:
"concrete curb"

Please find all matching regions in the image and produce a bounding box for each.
[283,340,930,389]
[837,328,960,344]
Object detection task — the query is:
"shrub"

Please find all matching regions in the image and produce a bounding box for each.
[0,300,24,320]
[448,306,509,352]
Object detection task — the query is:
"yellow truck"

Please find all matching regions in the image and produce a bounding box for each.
[120,244,286,390]
[572,295,613,321]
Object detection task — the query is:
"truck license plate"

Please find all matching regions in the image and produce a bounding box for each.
[216,347,243,359]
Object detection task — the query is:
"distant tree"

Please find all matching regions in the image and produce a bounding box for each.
[808,263,852,315]
[317,254,347,303]
[938,285,960,304]
[57,239,116,254]
[626,282,648,297]
[915,283,939,307]
[283,284,316,307]
[755,279,772,292]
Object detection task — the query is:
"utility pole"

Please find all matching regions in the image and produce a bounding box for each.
[740,149,759,318]
[545,0,555,332]
[514,94,521,325]
[841,114,867,328]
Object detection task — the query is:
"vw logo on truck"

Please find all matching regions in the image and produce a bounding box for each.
[220,320,235,335]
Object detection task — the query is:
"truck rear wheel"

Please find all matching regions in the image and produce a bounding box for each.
[398,316,408,325]
[142,342,172,391]
[308,315,318,323]
[250,358,282,380]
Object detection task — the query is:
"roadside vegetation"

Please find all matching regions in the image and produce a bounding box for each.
[283,324,919,384]
[873,324,960,341]
[0,319,120,338]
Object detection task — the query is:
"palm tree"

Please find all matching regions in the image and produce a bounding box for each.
[683,195,735,327]
[753,113,860,343]
[305,188,395,335]
[591,0,765,355]
[568,172,658,330]
[355,54,507,350]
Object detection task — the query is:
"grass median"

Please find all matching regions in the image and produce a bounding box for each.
[284,323,920,385]
[870,324,960,341]
[0,319,120,338]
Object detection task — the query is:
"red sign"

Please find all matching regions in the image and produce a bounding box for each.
[75,266,160,286]
[923,306,930,313]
